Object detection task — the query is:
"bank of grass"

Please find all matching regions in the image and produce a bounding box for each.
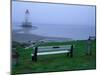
[12,40,96,75]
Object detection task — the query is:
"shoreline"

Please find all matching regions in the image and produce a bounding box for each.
[12,30,72,43]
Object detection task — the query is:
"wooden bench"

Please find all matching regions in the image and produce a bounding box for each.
[31,45,73,62]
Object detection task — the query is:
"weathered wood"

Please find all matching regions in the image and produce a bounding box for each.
[86,37,92,55]
[32,45,73,62]
[37,45,71,52]
[12,48,19,66]
[35,50,69,56]
[70,45,73,57]
[32,47,38,62]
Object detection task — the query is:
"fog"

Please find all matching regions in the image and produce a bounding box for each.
[12,1,96,40]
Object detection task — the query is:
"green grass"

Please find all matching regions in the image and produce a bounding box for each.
[12,40,96,75]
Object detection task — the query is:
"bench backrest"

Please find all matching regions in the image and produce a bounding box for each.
[33,45,72,53]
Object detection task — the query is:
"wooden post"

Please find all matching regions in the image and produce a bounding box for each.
[86,37,92,55]
[34,46,38,62]
[70,45,73,57]
[12,48,19,66]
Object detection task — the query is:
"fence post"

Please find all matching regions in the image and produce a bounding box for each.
[12,48,19,66]
[86,37,92,55]
[70,45,73,57]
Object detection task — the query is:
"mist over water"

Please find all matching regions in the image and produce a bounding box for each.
[12,1,96,40]
[12,23,95,40]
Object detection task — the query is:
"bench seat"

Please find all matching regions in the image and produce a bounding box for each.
[32,50,70,56]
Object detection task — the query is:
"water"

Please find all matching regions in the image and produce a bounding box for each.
[12,23,95,40]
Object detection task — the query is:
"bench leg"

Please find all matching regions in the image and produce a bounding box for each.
[34,55,37,62]
[70,52,73,57]
[70,45,73,57]
[32,55,37,62]
[32,56,34,61]
[32,47,38,62]
[67,53,70,56]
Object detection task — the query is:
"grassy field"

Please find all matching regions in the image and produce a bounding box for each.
[12,40,96,75]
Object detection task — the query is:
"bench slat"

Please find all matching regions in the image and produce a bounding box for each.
[38,48,70,52]
[38,45,71,49]
[36,50,70,56]
[31,45,73,61]
[37,45,71,52]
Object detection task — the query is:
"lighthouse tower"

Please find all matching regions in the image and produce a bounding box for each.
[22,9,32,27]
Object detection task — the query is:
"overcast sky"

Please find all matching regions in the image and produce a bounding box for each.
[12,1,95,26]
[12,1,96,40]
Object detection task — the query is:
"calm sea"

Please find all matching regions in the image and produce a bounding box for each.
[12,23,95,40]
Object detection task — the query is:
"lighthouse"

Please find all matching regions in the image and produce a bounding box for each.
[22,9,32,27]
